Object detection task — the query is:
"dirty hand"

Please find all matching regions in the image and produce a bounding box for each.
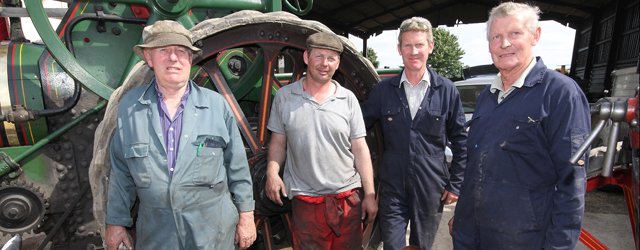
[105,225,133,250]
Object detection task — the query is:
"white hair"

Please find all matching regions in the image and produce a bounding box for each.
[486,2,541,41]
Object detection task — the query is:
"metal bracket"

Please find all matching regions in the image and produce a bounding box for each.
[0,151,22,178]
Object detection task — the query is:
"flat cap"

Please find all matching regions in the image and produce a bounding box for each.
[306,32,343,53]
[133,20,201,60]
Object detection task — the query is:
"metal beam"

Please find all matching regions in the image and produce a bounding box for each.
[0,7,67,17]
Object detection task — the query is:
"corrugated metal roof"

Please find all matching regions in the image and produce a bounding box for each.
[303,0,612,38]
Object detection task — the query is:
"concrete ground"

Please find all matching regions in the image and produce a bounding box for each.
[278,186,635,250]
[429,187,635,250]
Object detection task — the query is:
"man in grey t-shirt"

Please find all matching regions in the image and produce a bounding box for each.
[265,32,377,249]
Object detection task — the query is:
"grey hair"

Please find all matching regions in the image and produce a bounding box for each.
[398,17,434,44]
[486,2,541,40]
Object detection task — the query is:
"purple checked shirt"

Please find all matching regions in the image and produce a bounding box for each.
[155,82,190,175]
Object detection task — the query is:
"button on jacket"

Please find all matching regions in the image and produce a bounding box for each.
[364,67,467,196]
[106,80,254,250]
[452,58,591,249]
[363,67,467,248]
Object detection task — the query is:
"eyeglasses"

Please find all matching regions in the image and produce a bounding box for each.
[152,46,192,59]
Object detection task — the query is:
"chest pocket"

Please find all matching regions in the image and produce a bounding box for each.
[381,107,404,131]
[124,144,152,188]
[192,135,226,185]
[501,115,545,154]
[416,109,445,138]
[382,107,402,123]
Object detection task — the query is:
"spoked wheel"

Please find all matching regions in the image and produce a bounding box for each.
[191,10,379,153]
[190,10,382,249]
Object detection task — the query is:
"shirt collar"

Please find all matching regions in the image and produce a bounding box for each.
[291,77,347,99]
[490,57,536,93]
[153,79,191,101]
[400,69,430,88]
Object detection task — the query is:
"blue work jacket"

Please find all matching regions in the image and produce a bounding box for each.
[106,80,254,250]
[363,67,467,196]
[453,58,591,249]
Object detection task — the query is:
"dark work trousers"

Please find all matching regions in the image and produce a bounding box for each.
[291,190,363,250]
[379,179,444,250]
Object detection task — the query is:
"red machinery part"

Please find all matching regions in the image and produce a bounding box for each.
[130,4,150,19]
[0,17,8,41]
[627,96,639,149]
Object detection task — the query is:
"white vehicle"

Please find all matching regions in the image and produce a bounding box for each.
[454,65,497,122]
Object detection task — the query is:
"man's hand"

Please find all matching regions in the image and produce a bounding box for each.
[265,172,287,206]
[105,225,133,250]
[361,193,378,224]
[265,132,287,206]
[235,211,256,249]
[441,190,458,205]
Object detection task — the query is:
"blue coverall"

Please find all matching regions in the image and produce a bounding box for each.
[452,58,591,249]
[106,80,254,250]
[363,67,467,249]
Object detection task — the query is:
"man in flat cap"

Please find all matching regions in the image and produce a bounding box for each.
[265,31,377,249]
[105,20,256,250]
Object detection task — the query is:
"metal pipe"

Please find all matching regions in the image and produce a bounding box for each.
[0,7,67,17]
[601,121,620,177]
[570,119,607,164]
[0,101,106,177]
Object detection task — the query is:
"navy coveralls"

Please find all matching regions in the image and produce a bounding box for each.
[452,58,591,249]
[363,67,467,249]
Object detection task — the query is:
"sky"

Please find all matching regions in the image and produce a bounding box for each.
[348,20,576,70]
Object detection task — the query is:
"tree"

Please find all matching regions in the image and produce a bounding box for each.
[430,28,465,79]
[362,47,380,68]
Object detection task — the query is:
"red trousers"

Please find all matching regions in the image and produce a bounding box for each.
[291,189,363,250]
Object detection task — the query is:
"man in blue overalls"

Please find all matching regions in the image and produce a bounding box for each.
[363,17,468,250]
[451,2,591,249]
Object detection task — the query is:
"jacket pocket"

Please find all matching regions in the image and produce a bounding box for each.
[382,107,402,123]
[124,143,152,188]
[501,115,545,154]
[192,135,225,185]
[417,109,444,138]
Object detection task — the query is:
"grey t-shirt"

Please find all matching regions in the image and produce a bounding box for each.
[267,78,366,197]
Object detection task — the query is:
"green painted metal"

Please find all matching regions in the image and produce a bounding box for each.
[0,147,48,183]
[0,101,106,178]
[0,152,19,177]
[7,43,49,144]
[68,15,145,88]
[283,0,312,15]
[25,0,285,101]
[376,68,403,75]
[25,0,115,100]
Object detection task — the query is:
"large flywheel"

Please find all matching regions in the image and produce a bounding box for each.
[91,10,383,250]
[190,10,380,153]
[189,10,382,249]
